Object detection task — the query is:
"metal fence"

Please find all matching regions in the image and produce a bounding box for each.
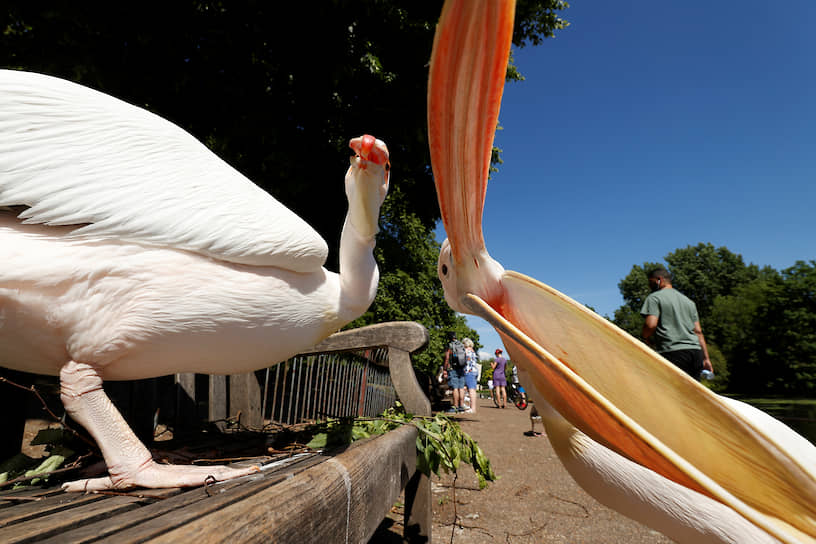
[260,347,396,425]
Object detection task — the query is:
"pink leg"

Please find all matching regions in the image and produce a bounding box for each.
[60,361,258,492]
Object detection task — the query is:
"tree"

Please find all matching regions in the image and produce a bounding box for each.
[712,262,816,395]
[665,243,761,323]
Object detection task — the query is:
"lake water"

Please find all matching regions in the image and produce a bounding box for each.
[737,397,816,445]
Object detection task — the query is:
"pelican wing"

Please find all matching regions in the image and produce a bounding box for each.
[466,273,816,542]
[0,69,327,272]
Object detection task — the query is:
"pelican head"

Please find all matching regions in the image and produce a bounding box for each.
[437,237,504,314]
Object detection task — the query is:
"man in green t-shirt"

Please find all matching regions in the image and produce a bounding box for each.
[640,268,713,379]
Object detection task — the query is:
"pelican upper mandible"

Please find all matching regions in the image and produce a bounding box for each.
[0,69,390,491]
[427,2,816,543]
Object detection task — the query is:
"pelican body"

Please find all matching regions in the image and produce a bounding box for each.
[0,69,390,491]
[427,2,816,543]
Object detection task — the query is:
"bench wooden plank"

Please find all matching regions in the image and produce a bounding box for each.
[0,486,64,507]
[79,454,325,544]
[1,495,144,544]
[302,321,429,356]
[0,491,105,528]
[146,425,418,543]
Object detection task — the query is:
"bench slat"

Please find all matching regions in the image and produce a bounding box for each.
[147,425,417,544]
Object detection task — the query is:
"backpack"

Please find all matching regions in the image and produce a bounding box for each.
[449,340,467,369]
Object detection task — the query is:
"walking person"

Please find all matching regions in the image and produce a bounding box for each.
[641,267,714,380]
[462,338,479,414]
[491,348,508,408]
[442,332,466,413]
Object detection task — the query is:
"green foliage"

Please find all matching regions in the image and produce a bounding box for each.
[702,342,728,393]
[611,305,645,340]
[665,243,761,322]
[513,1,571,46]
[304,403,497,489]
[480,358,495,384]
[711,261,816,395]
[414,413,497,490]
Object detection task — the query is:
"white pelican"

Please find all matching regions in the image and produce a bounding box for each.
[427,1,816,543]
[0,69,390,491]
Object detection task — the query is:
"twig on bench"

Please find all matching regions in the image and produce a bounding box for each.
[0,495,44,502]
[91,489,171,500]
[193,455,273,465]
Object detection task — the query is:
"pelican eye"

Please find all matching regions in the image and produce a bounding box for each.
[441,264,448,276]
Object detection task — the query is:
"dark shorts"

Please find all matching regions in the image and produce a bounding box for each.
[661,349,704,379]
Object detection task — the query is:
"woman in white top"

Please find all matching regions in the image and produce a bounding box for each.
[462,338,479,414]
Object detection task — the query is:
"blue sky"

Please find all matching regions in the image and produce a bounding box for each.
[435,1,816,360]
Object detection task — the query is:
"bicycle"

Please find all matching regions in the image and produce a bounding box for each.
[508,382,528,410]
[492,382,528,410]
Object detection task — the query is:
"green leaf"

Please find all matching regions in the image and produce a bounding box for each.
[306,432,329,449]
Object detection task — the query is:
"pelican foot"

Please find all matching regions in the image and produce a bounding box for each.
[62,461,260,492]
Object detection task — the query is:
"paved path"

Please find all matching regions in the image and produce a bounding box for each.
[373,397,674,543]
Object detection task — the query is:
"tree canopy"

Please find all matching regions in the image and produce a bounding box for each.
[1,1,569,374]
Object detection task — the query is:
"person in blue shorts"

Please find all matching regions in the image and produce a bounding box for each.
[462,338,479,414]
[443,332,466,412]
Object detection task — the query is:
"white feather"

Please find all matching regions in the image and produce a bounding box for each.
[0,69,327,271]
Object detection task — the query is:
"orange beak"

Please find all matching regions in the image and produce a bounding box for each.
[428,0,514,264]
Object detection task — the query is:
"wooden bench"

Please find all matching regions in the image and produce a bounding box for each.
[0,321,432,543]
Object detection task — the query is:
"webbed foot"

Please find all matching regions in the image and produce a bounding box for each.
[62,461,260,492]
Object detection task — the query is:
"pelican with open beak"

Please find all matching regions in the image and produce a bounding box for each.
[428,1,816,542]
